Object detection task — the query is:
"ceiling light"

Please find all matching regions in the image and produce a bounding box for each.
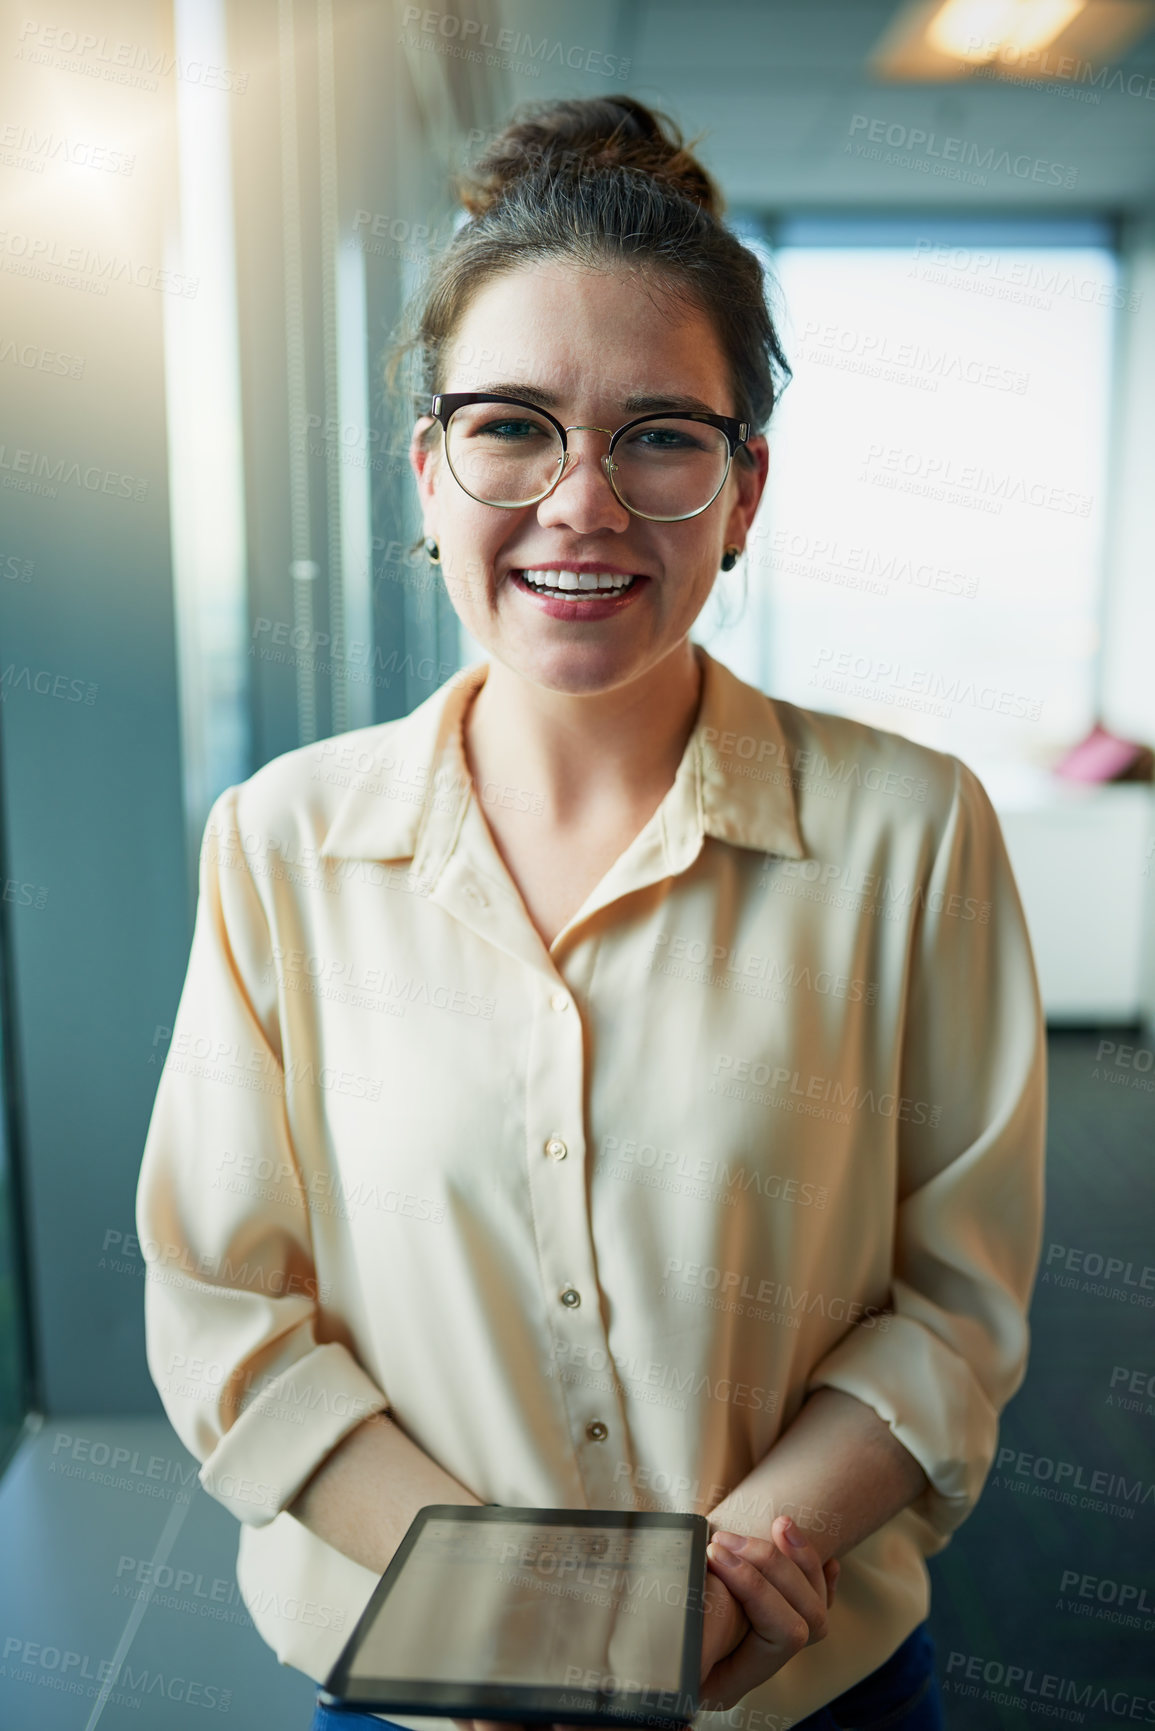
[926,0,1087,63]
[872,0,1155,80]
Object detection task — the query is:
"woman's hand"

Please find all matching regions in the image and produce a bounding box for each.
[453,1517,837,1731]
[697,1515,839,1711]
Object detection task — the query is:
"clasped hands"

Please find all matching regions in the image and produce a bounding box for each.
[697,1512,839,1710]
[457,1512,838,1731]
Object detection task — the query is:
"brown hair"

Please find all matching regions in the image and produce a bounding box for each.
[385,95,791,464]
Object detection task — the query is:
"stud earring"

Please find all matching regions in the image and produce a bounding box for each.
[424,536,440,563]
[720,545,742,572]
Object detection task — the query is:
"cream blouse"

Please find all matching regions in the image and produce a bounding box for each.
[136,642,1047,1730]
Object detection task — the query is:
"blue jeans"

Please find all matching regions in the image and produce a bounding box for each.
[310,1622,943,1730]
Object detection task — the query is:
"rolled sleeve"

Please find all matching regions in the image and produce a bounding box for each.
[135,785,389,1527]
[806,756,1047,1544]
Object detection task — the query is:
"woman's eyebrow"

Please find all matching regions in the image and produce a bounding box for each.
[622,391,720,415]
[474,382,559,408]
[476,382,721,416]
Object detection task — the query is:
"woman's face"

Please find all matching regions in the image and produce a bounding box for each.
[409,260,769,697]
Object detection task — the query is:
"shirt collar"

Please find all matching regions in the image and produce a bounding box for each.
[319,644,806,877]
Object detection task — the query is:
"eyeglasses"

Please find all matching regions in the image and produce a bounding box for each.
[428,393,751,523]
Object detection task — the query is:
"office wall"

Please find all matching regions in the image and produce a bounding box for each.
[0,0,190,1411]
[0,0,511,1416]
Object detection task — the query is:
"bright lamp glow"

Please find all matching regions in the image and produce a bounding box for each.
[927,0,1087,62]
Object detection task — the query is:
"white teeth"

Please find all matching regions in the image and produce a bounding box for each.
[521,570,636,595]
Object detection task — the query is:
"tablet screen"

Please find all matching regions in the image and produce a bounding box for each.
[327,1507,706,1723]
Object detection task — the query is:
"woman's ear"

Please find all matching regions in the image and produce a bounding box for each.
[409,417,439,507]
[725,435,769,550]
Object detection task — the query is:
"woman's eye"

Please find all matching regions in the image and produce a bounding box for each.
[631,428,696,450]
[476,418,546,440]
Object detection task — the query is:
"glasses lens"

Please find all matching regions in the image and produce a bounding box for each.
[444,402,564,506]
[611,418,731,520]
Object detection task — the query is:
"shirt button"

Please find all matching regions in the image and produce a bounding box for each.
[545,1136,568,1162]
[586,1420,608,1442]
[463,884,488,907]
[559,1287,581,1308]
[550,991,570,1012]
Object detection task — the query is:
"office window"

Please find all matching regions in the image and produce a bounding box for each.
[696,223,1118,782]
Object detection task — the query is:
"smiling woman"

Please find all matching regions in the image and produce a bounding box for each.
[136,94,1046,1731]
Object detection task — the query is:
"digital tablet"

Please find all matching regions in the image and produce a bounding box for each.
[320,1504,708,1727]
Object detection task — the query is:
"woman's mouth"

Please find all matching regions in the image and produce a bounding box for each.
[509,569,649,620]
[514,568,642,598]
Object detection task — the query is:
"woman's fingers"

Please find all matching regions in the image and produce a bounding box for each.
[769,1515,831,1611]
[706,1522,830,1647]
[699,1545,819,1709]
[824,1555,841,1605]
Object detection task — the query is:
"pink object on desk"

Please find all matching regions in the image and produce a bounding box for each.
[1054,723,1149,783]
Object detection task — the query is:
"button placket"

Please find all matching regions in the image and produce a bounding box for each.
[525,971,627,1500]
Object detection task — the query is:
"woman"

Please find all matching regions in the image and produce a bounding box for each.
[137,96,1047,1731]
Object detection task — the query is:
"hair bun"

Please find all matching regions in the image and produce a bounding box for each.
[457,96,723,221]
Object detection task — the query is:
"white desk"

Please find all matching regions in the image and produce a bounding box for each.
[980,766,1155,1026]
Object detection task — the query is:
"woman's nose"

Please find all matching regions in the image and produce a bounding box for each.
[536,431,629,531]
